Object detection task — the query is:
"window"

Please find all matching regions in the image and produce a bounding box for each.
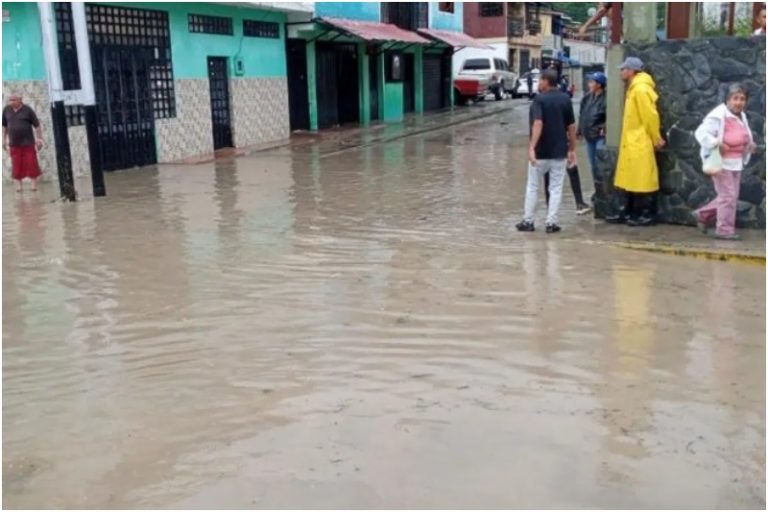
[479,3,503,17]
[65,104,85,127]
[462,58,491,71]
[85,4,176,119]
[188,14,233,35]
[243,19,279,38]
[381,3,428,31]
[54,2,81,91]
[439,2,455,13]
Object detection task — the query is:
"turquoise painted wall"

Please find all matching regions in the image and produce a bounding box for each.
[113,2,287,79]
[315,2,380,22]
[428,2,464,31]
[2,3,46,81]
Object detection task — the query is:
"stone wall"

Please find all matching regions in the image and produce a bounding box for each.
[594,37,766,228]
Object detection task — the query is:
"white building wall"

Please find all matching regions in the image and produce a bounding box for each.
[565,40,607,66]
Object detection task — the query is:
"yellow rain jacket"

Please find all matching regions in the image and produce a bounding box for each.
[614,72,663,193]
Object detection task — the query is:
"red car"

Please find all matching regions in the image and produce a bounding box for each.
[453,76,491,105]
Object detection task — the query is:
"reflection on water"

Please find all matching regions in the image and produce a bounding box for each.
[2,117,765,509]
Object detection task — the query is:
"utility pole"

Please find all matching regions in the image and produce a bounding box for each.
[37,2,105,200]
[38,2,76,201]
[72,2,105,197]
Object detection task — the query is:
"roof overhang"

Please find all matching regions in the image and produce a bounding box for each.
[417,28,493,50]
[315,17,430,44]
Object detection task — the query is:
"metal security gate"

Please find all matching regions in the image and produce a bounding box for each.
[423,54,443,111]
[287,39,310,131]
[91,47,156,171]
[86,4,174,171]
[403,53,415,114]
[316,43,359,129]
[207,57,233,149]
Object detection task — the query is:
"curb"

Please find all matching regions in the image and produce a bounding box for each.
[614,242,766,265]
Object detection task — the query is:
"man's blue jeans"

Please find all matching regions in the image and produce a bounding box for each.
[585,137,606,184]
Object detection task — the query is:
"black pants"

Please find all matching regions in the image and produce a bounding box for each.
[546,164,586,208]
[609,189,657,222]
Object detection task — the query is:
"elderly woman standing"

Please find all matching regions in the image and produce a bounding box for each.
[694,84,757,240]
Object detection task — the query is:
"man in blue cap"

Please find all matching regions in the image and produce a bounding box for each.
[578,71,607,204]
[606,57,664,226]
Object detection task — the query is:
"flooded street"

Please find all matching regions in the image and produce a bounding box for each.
[3,108,765,509]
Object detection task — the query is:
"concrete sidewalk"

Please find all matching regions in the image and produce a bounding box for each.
[573,223,766,264]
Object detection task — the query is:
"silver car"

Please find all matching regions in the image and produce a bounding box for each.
[512,70,540,98]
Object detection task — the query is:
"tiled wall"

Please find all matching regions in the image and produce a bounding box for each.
[4,76,291,179]
[155,78,213,163]
[230,77,290,148]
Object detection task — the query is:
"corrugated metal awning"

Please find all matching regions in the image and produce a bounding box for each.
[316,17,430,44]
[417,28,492,49]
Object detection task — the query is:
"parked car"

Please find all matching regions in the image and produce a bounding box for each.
[512,70,540,99]
[453,76,491,105]
[458,57,517,101]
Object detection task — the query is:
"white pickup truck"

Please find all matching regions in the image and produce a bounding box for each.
[457,57,518,101]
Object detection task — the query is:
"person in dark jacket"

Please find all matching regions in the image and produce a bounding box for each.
[578,72,607,202]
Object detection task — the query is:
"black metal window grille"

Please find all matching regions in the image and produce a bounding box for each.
[85,4,176,119]
[188,14,233,35]
[381,2,428,31]
[54,2,82,91]
[439,2,455,13]
[243,19,280,38]
[65,105,86,127]
[479,3,504,17]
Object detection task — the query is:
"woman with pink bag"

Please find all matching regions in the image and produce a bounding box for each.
[694,84,757,240]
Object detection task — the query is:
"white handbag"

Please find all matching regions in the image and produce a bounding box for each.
[702,148,723,176]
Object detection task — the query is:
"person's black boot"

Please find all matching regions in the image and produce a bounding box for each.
[627,193,656,227]
[567,164,587,209]
[605,191,628,224]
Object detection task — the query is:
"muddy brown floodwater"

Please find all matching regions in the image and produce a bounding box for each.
[3,111,765,509]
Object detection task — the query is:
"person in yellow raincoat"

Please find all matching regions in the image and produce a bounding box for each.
[605,57,666,226]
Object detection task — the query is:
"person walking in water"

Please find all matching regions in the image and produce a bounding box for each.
[578,72,607,205]
[694,84,756,240]
[2,93,43,193]
[516,69,577,234]
[605,57,665,226]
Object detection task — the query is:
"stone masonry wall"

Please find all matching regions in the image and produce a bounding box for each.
[594,37,766,229]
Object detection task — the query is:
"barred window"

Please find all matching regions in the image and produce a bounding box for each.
[188,14,233,35]
[65,104,86,127]
[85,4,176,119]
[479,3,503,17]
[243,19,279,38]
[54,2,81,91]
[439,3,455,14]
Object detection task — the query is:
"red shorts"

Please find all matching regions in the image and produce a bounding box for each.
[9,145,41,180]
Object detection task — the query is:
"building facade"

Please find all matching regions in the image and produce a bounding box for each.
[286,2,467,131]
[2,2,309,179]
[462,2,565,73]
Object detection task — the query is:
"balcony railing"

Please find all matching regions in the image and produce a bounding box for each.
[527,18,541,35]
[507,17,525,37]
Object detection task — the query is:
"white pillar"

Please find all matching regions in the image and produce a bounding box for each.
[71,2,95,106]
[37,2,63,102]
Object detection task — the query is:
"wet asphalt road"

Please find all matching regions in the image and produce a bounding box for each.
[3,107,765,508]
